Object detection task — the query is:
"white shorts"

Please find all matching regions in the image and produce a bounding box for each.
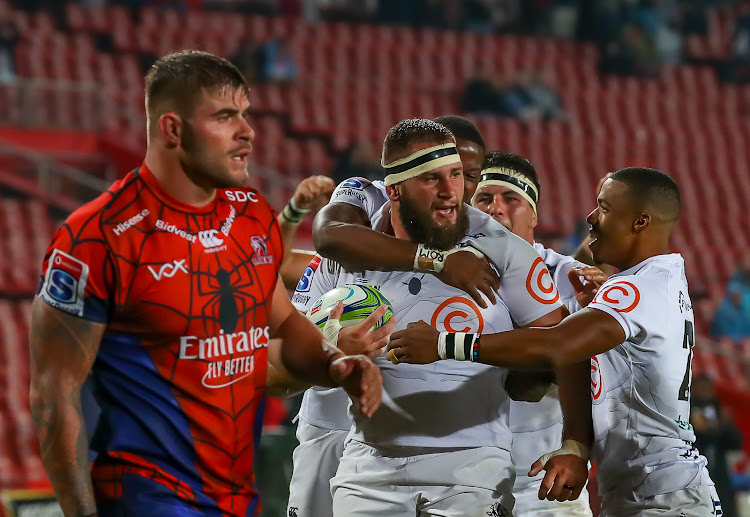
[331,440,516,517]
[287,420,348,517]
[513,479,592,517]
[600,485,722,517]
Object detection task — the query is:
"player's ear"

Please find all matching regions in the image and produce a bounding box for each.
[158,112,183,147]
[386,185,399,202]
[633,212,650,233]
[530,210,538,230]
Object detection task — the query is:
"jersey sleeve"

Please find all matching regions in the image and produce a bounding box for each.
[38,214,115,323]
[464,221,562,327]
[329,177,387,221]
[291,255,337,313]
[587,275,654,342]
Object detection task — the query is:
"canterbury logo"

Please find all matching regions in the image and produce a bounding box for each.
[199,229,224,248]
[147,259,189,281]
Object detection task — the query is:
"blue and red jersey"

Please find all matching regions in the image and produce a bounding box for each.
[37,164,284,517]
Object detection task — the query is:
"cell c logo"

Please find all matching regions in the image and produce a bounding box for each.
[525,257,560,305]
[430,296,484,333]
[591,356,602,400]
[595,281,640,312]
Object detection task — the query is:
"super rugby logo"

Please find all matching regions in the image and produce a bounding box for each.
[39,249,89,317]
[526,257,560,304]
[341,177,370,189]
[178,327,269,389]
[296,256,322,293]
[591,356,603,400]
[593,281,640,312]
[431,296,484,333]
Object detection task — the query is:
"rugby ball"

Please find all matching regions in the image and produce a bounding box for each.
[306,284,394,330]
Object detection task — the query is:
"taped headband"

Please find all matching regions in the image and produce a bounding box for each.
[383,143,461,186]
[472,167,539,213]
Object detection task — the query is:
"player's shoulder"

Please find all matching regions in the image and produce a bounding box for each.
[62,169,143,235]
[332,176,386,197]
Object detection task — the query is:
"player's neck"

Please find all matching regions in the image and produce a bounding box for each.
[620,240,671,271]
[144,150,217,207]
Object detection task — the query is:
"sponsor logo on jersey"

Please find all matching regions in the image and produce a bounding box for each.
[291,292,310,306]
[40,249,90,317]
[155,206,234,253]
[593,281,640,312]
[250,235,274,265]
[341,177,370,189]
[112,209,149,236]
[156,219,198,243]
[296,256,322,293]
[678,291,692,313]
[224,190,258,203]
[199,229,224,251]
[525,257,560,305]
[591,356,602,400]
[147,259,188,281]
[332,188,366,203]
[431,296,484,333]
[486,502,509,517]
[178,326,269,389]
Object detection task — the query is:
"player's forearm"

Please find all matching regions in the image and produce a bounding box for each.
[313,221,416,271]
[556,361,594,446]
[30,386,97,517]
[276,311,342,388]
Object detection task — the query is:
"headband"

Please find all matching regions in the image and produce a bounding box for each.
[472,167,539,214]
[383,143,461,186]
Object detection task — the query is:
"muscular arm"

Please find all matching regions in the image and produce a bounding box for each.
[313,202,416,271]
[477,308,625,370]
[267,278,342,387]
[504,307,567,402]
[314,202,500,306]
[29,297,105,517]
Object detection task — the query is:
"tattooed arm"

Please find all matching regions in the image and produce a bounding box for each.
[29,297,105,517]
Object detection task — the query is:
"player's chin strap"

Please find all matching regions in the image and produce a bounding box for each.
[536,439,591,467]
[414,244,484,273]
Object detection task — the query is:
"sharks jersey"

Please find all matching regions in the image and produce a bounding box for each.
[587,254,713,500]
[510,244,589,491]
[294,206,562,448]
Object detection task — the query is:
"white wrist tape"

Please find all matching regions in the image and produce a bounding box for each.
[437,332,480,361]
[322,317,343,347]
[537,439,590,467]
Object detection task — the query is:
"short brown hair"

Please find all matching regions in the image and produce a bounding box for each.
[382,118,455,164]
[145,50,249,120]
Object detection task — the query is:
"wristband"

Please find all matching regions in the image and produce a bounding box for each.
[537,439,591,467]
[437,332,480,361]
[280,197,312,224]
[413,244,451,273]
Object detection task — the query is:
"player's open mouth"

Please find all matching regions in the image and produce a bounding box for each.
[434,206,456,220]
[231,149,251,164]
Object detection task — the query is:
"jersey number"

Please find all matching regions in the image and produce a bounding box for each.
[678,320,695,401]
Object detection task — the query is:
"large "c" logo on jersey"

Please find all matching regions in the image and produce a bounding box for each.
[595,281,640,312]
[430,296,484,333]
[591,356,603,400]
[526,257,560,304]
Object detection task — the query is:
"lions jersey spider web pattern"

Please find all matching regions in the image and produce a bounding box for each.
[38,164,284,516]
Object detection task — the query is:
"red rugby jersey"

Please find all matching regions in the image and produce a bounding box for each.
[38,163,284,516]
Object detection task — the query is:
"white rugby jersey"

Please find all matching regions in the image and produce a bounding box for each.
[293,206,563,448]
[587,254,712,499]
[329,177,388,220]
[510,244,590,490]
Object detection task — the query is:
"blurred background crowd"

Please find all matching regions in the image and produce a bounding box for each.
[1,0,750,516]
